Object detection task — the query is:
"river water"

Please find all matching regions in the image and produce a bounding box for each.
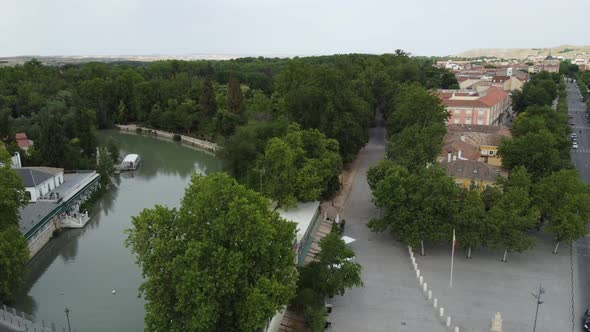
[12,130,222,332]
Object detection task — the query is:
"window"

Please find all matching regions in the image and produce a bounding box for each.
[466,110,472,116]
[465,118,472,124]
[454,110,460,115]
[489,150,495,156]
[478,110,485,116]
[481,149,488,155]
[454,118,460,124]
[477,118,484,125]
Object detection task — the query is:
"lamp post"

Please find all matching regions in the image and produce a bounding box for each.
[531,283,545,332]
[65,307,72,332]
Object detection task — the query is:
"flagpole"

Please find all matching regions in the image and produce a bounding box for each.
[450,229,456,288]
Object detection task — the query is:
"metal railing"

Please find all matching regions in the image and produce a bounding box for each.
[0,304,73,332]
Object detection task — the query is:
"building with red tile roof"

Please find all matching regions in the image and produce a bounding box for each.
[438,86,512,126]
[15,133,34,151]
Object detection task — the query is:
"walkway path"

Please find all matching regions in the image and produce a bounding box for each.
[115,124,219,152]
[328,116,446,332]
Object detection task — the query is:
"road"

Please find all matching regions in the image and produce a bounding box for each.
[568,79,590,331]
[328,114,447,331]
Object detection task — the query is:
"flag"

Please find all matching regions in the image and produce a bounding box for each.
[450,229,456,287]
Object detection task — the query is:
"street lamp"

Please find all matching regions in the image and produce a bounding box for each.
[65,307,72,332]
[531,283,545,332]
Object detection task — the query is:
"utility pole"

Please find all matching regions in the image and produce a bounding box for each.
[531,283,545,332]
[65,307,72,332]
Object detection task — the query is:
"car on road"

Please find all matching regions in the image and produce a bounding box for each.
[573,142,579,149]
[583,309,590,331]
[571,122,576,126]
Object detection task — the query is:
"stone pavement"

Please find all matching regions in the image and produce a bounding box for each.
[415,233,574,332]
[328,117,447,332]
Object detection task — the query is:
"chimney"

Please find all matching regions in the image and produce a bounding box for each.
[452,154,457,161]
[447,151,452,163]
[458,150,464,160]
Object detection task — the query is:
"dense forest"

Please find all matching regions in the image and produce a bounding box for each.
[0,52,457,201]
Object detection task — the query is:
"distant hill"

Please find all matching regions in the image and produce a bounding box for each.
[455,45,590,60]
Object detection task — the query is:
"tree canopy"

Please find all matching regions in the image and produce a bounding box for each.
[126,173,298,332]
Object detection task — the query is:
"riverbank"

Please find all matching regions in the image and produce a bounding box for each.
[115,124,219,152]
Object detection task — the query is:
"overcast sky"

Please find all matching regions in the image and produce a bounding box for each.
[2,0,590,57]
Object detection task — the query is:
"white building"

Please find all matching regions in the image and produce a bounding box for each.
[14,167,65,202]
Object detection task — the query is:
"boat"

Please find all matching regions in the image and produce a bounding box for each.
[120,154,141,171]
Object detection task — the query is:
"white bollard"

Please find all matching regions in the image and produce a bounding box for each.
[446,316,451,327]
[428,290,432,300]
[439,307,444,318]
[408,246,412,255]
[411,256,415,264]
[413,262,417,271]
[419,276,423,285]
[433,298,438,308]
[454,327,459,332]
[416,269,420,278]
[423,283,427,292]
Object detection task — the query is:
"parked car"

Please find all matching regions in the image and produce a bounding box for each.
[569,115,574,118]
[572,133,577,138]
[570,122,576,126]
[573,142,579,149]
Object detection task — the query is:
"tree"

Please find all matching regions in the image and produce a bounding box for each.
[0,108,13,140]
[107,137,120,163]
[126,173,297,332]
[498,129,565,180]
[74,108,97,158]
[488,168,538,262]
[0,150,29,303]
[97,147,114,189]
[386,82,449,136]
[227,77,243,114]
[369,164,458,256]
[454,188,487,258]
[37,110,67,167]
[199,78,217,116]
[306,232,363,297]
[255,124,342,209]
[387,122,446,169]
[116,100,127,124]
[0,226,29,303]
[292,232,362,331]
[534,169,590,253]
[0,150,29,229]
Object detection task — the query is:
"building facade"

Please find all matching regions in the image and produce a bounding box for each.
[439,87,512,126]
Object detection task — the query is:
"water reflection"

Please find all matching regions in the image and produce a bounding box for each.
[12,130,222,331]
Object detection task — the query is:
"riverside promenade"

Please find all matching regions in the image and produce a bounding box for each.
[326,116,446,332]
[115,124,219,152]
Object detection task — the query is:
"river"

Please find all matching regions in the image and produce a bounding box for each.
[12,130,223,332]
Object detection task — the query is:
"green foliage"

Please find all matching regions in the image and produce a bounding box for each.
[0,150,29,303]
[292,232,362,330]
[0,150,28,229]
[369,164,458,247]
[106,137,120,162]
[498,129,565,180]
[559,60,579,77]
[487,168,538,254]
[255,124,342,208]
[0,226,29,302]
[0,109,13,140]
[385,82,449,136]
[534,169,590,243]
[454,188,487,253]
[512,72,560,113]
[126,173,297,332]
[97,147,114,188]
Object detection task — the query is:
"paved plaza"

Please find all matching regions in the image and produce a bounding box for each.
[416,234,574,332]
